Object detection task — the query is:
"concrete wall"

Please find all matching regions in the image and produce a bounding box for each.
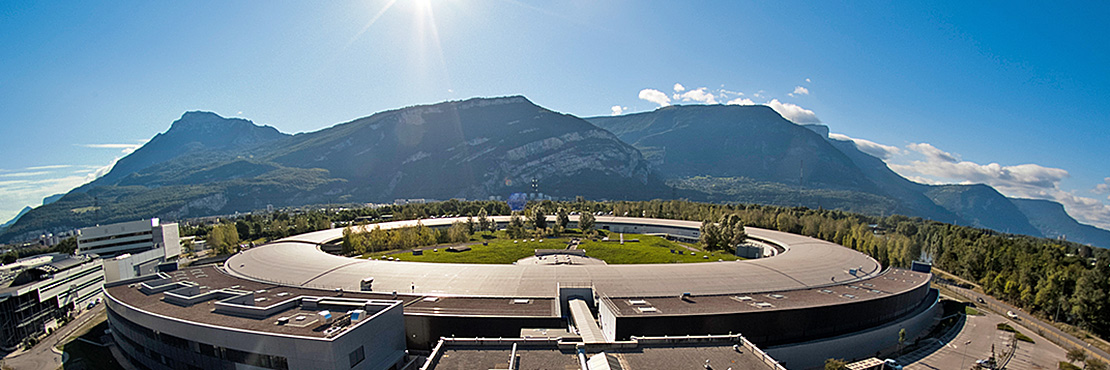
[765,289,940,370]
[597,298,618,342]
[610,281,933,346]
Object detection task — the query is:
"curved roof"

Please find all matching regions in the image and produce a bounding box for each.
[225,216,880,298]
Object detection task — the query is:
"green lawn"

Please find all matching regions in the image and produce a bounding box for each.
[361,233,742,264]
[965,306,981,315]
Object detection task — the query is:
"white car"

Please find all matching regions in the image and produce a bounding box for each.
[1006,311,1019,320]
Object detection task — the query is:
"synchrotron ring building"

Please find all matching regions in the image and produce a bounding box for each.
[105,216,938,370]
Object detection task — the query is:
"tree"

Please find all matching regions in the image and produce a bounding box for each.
[209,223,241,255]
[1066,347,1087,364]
[368,225,390,252]
[898,328,906,354]
[507,213,527,239]
[477,208,493,232]
[719,213,746,251]
[1088,358,1108,370]
[700,219,722,251]
[555,208,570,230]
[447,221,470,243]
[578,212,595,235]
[528,206,547,232]
[1071,269,1107,331]
[2,250,17,264]
[236,221,251,242]
[54,237,78,255]
[465,217,476,235]
[824,358,847,370]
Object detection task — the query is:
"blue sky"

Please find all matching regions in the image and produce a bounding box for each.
[2,1,1109,228]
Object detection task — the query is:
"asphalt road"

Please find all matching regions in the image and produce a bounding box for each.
[904,308,1066,370]
[1,301,106,370]
[944,283,1110,365]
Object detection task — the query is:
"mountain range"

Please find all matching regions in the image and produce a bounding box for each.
[2,96,1107,248]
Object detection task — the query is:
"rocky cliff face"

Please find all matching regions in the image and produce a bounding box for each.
[260,96,662,201]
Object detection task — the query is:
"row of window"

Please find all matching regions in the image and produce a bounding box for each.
[39,264,103,293]
[109,308,289,370]
[79,230,152,244]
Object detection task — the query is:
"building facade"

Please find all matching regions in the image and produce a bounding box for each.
[78,218,180,282]
[0,253,104,349]
[105,268,409,370]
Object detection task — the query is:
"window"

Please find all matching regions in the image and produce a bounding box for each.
[349,346,365,368]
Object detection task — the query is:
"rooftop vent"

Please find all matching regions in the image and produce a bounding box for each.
[628,299,649,305]
[276,317,289,325]
[423,297,440,302]
[767,294,786,300]
[842,294,857,299]
[637,307,658,313]
[733,296,753,302]
[819,289,833,294]
[752,302,774,308]
[511,299,532,304]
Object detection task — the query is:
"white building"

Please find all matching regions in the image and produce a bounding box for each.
[78,218,180,282]
[0,253,104,349]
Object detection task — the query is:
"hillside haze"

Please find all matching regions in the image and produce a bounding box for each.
[2,98,1107,248]
[0,97,664,242]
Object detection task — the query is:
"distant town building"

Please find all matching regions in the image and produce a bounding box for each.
[0,253,103,349]
[78,218,180,282]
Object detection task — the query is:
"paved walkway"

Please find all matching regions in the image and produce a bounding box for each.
[1,302,105,370]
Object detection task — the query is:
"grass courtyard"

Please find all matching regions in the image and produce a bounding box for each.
[360,231,742,264]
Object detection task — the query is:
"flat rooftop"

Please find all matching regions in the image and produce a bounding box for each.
[226,216,883,298]
[106,265,558,338]
[601,269,930,317]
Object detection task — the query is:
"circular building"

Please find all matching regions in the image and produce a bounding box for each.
[105,216,938,370]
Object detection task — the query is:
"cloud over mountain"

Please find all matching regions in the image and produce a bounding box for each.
[638,89,671,107]
[766,99,820,123]
[829,133,903,159]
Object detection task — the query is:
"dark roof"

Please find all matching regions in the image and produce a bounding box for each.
[106,265,559,338]
[600,269,929,317]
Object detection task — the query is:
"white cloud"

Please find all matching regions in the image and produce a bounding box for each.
[887,142,1110,229]
[1094,178,1110,195]
[726,97,756,106]
[792,86,809,96]
[765,99,820,123]
[673,87,718,104]
[0,175,89,224]
[80,141,146,155]
[610,105,627,116]
[0,171,51,178]
[673,83,685,92]
[0,142,145,223]
[829,133,904,160]
[905,143,959,163]
[24,165,73,170]
[638,89,671,107]
[805,78,812,83]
